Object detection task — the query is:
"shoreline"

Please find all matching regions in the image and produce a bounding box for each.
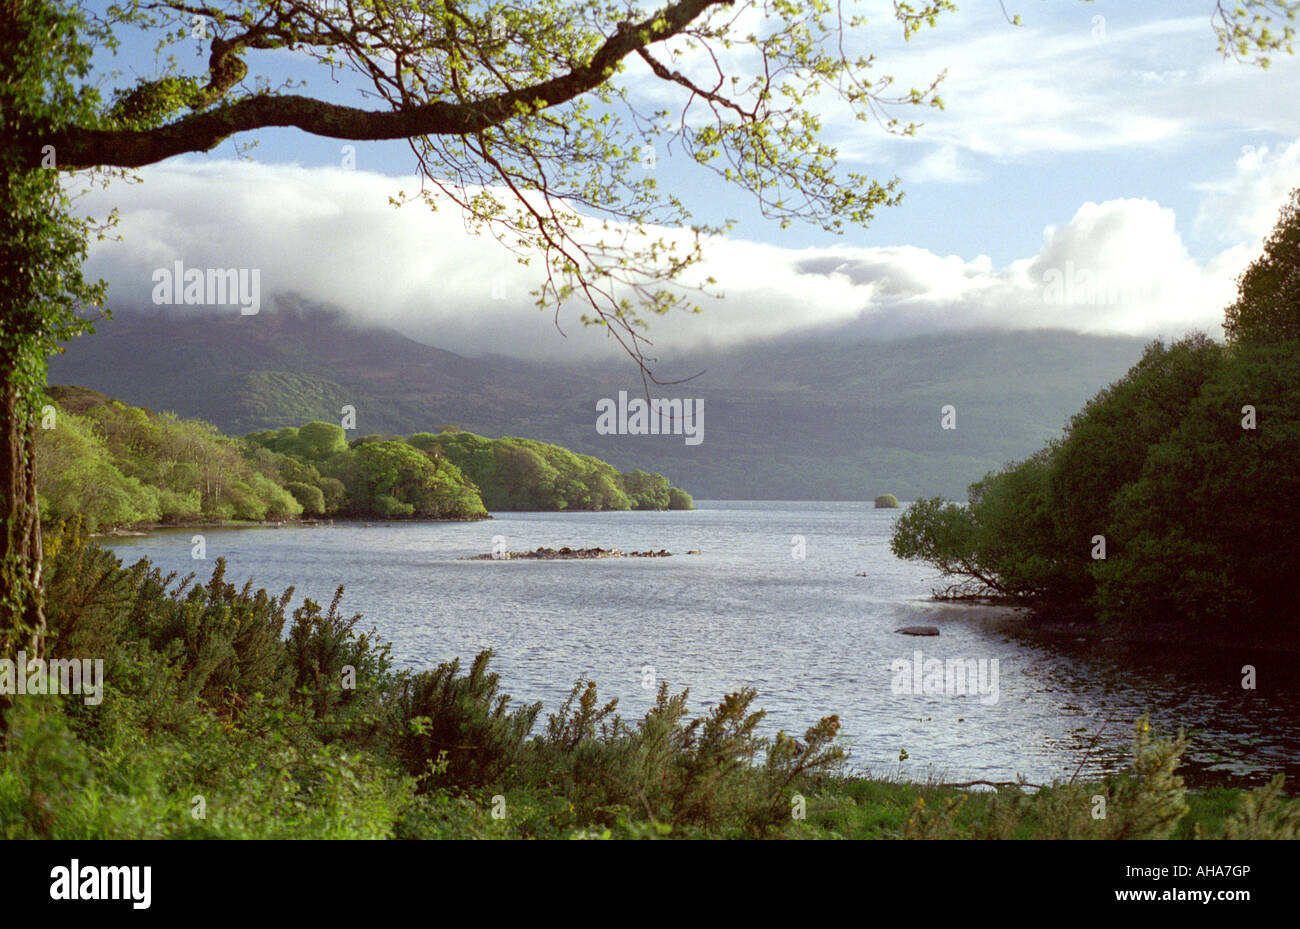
[86,504,697,538]
[87,514,491,537]
[956,601,1300,656]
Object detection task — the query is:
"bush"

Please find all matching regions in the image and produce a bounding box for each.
[529,678,845,835]
[285,481,326,516]
[394,650,541,792]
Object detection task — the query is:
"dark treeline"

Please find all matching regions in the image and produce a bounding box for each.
[35,387,692,529]
[891,191,1300,635]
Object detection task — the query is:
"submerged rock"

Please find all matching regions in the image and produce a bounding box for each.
[895,626,941,636]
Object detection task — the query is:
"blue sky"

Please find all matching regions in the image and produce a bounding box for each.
[79,1,1300,360]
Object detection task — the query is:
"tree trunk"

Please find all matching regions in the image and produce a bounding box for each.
[0,374,45,661]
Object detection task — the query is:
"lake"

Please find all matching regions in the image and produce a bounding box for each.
[104,500,1300,789]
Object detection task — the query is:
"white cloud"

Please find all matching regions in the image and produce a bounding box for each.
[906,145,983,184]
[1195,139,1300,244]
[819,10,1300,167]
[73,154,1270,362]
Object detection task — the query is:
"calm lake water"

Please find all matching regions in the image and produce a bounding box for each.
[105,500,1300,788]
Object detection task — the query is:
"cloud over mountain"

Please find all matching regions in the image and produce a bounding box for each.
[74,144,1297,362]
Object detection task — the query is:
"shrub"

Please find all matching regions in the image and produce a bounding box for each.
[393,650,542,792]
[285,481,326,516]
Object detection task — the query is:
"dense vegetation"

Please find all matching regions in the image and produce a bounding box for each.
[403,430,693,512]
[2,524,1295,839]
[34,387,691,530]
[891,191,1300,634]
[250,424,692,514]
[50,307,1152,502]
[37,386,308,529]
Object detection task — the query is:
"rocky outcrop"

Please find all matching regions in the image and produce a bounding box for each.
[464,546,702,560]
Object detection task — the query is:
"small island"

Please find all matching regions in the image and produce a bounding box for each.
[874,494,900,509]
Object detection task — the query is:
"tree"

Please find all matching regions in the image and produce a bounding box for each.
[353,440,485,518]
[1224,187,1300,344]
[285,480,326,516]
[1,1,110,656]
[889,191,1300,631]
[621,469,670,509]
[1046,335,1225,598]
[296,421,349,460]
[1,0,1293,655]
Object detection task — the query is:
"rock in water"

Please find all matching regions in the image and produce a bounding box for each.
[895,626,940,636]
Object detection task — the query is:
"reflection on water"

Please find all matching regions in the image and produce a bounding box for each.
[105,501,1300,788]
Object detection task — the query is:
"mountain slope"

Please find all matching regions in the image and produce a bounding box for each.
[49,303,1149,498]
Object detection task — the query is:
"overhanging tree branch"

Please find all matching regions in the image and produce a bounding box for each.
[27,0,732,168]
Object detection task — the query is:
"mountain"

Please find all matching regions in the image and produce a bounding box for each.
[48,301,1149,499]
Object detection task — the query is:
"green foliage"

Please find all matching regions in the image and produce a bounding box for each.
[1224,187,1300,344]
[285,481,326,516]
[890,496,992,596]
[36,412,160,530]
[36,389,306,529]
[0,0,114,648]
[1209,774,1300,839]
[296,421,349,460]
[620,470,671,509]
[394,650,542,792]
[241,420,692,517]
[901,718,1189,840]
[526,678,846,836]
[667,487,694,510]
[0,1,107,399]
[891,264,1299,632]
[0,524,412,838]
[1213,1,1300,67]
[424,430,690,511]
[285,586,393,735]
[874,494,900,508]
[352,441,486,519]
[1092,340,1300,626]
[35,391,701,525]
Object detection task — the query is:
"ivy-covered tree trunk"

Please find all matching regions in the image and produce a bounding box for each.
[0,376,45,659]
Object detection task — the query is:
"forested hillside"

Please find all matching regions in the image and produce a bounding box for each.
[36,387,690,530]
[47,304,1148,499]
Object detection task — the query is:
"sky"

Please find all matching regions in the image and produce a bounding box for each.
[75,0,1300,362]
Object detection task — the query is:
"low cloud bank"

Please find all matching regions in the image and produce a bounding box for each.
[75,145,1300,361]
